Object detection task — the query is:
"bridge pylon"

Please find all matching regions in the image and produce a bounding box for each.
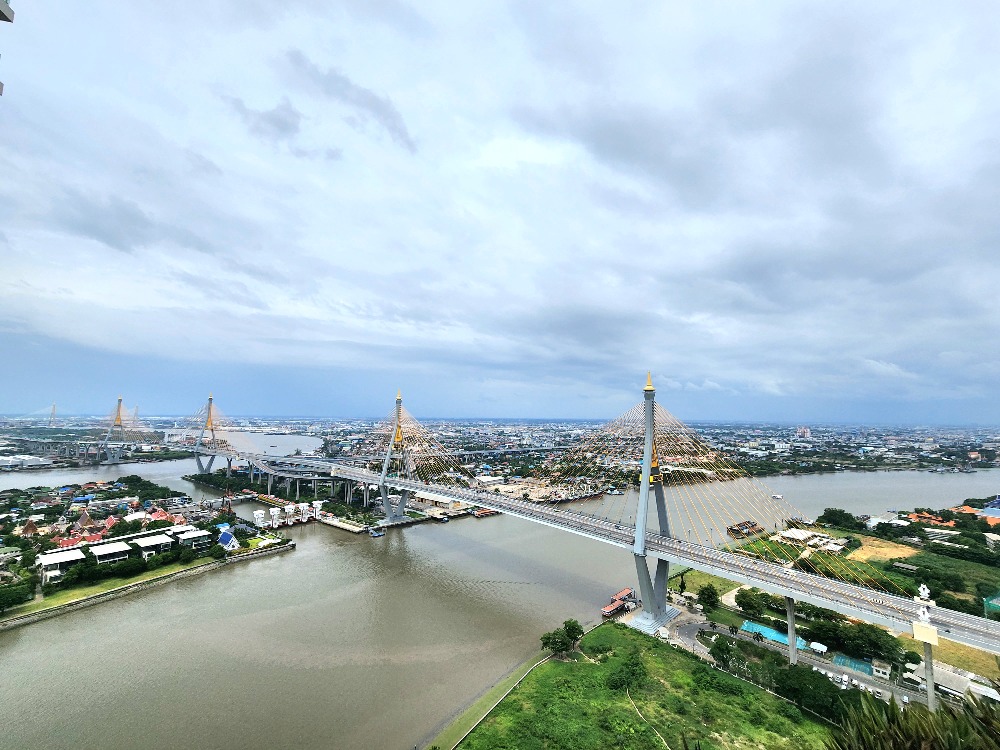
[630,373,677,635]
[98,396,129,465]
[378,390,411,523]
[195,393,219,474]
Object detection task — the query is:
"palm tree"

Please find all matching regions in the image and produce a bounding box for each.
[729,625,739,636]
[826,694,1000,750]
[752,632,765,643]
[709,621,718,630]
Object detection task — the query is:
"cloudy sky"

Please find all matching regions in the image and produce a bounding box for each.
[2,2,999,422]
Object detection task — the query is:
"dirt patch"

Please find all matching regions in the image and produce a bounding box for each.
[846,536,920,563]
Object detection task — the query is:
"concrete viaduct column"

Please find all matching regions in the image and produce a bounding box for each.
[785,596,797,665]
[924,642,937,712]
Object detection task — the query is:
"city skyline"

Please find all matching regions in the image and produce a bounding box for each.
[3,3,1000,422]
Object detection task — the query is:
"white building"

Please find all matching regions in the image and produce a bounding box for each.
[90,541,132,565]
[37,549,86,583]
[132,534,174,559]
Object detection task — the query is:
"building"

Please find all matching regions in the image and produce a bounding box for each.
[89,541,131,565]
[37,548,86,583]
[132,534,174,560]
[177,529,212,552]
[871,659,891,680]
[778,528,818,544]
[217,531,240,552]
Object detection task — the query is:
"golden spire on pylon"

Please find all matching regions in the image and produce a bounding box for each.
[113,396,124,426]
[644,372,654,391]
[397,389,402,401]
[205,393,214,429]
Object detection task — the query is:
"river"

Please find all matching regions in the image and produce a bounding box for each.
[1,447,998,750]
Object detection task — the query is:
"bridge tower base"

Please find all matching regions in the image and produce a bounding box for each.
[196,454,217,474]
[630,556,675,635]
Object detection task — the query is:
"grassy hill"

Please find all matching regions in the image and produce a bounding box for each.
[459,623,830,750]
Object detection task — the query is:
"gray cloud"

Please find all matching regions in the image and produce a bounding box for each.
[223,96,302,142]
[285,50,417,152]
[49,190,210,254]
[5,2,1000,421]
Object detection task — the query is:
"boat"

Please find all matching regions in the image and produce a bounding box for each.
[472,508,499,518]
[437,515,449,523]
[601,599,626,617]
[368,528,385,538]
[727,520,765,539]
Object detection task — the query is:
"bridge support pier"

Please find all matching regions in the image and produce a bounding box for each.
[195,453,216,474]
[785,597,797,665]
[924,642,937,711]
[226,458,232,478]
[267,474,273,495]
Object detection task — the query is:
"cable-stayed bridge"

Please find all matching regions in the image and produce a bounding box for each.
[189,382,1000,692]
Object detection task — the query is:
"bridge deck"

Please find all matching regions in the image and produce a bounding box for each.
[215,450,1000,655]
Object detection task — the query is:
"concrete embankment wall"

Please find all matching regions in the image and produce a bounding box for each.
[0,542,295,632]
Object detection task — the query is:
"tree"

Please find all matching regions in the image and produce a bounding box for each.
[816,508,865,530]
[208,544,226,560]
[0,585,31,614]
[729,625,739,636]
[178,547,196,564]
[540,628,573,655]
[827,694,1000,750]
[562,618,583,642]
[606,648,647,690]
[735,587,766,618]
[697,583,720,611]
[678,572,687,594]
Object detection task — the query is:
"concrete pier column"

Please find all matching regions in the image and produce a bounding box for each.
[267,474,273,495]
[295,481,300,501]
[785,597,797,665]
[226,457,232,478]
[313,480,317,498]
[924,642,937,711]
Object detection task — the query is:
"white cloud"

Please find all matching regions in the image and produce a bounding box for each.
[2,1,1000,419]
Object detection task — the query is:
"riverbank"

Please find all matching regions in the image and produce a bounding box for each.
[427,649,551,750]
[0,542,294,632]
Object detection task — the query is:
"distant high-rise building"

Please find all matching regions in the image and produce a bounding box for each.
[0,0,13,96]
[795,426,811,439]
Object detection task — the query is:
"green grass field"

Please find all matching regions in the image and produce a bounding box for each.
[669,568,741,596]
[459,623,830,750]
[1,558,213,619]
